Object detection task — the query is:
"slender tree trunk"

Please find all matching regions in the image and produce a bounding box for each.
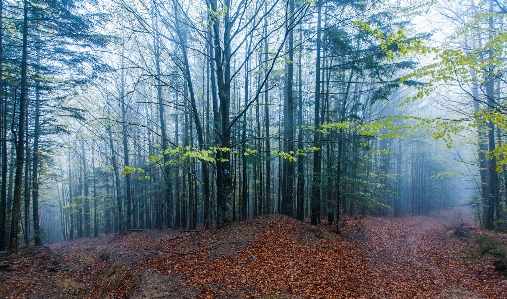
[297,23,305,221]
[121,102,132,230]
[282,0,295,216]
[119,32,132,230]
[92,143,98,237]
[174,104,181,229]
[263,8,272,215]
[209,28,220,228]
[67,149,74,239]
[107,107,123,233]
[241,41,249,221]
[0,0,6,251]
[32,78,42,246]
[9,0,29,252]
[76,144,83,237]
[153,2,171,229]
[81,141,91,236]
[255,58,262,217]
[23,111,30,246]
[311,4,322,225]
[484,0,498,229]
[173,0,210,228]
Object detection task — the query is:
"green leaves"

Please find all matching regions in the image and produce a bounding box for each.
[353,21,435,61]
[121,166,150,181]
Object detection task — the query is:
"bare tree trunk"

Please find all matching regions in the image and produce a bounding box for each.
[173,0,210,228]
[92,143,99,237]
[209,28,220,227]
[81,141,91,236]
[121,100,132,230]
[255,58,262,217]
[296,23,305,221]
[32,75,42,246]
[263,7,272,215]
[282,0,295,217]
[153,1,171,229]
[9,0,29,252]
[0,0,6,251]
[209,0,233,226]
[485,0,498,229]
[241,51,249,221]
[107,105,123,233]
[311,4,322,225]
[23,111,30,246]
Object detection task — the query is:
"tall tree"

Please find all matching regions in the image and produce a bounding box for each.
[9,0,29,252]
[311,3,322,225]
[282,0,295,216]
[0,0,6,251]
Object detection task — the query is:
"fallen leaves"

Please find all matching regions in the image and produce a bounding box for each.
[1,210,507,298]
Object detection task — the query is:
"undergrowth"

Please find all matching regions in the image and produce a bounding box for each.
[473,235,507,259]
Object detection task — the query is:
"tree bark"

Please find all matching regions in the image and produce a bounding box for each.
[81,141,91,237]
[263,6,272,215]
[173,0,210,228]
[297,23,305,221]
[311,4,322,225]
[9,0,29,252]
[32,75,42,246]
[282,0,295,217]
[485,0,498,230]
[0,0,6,251]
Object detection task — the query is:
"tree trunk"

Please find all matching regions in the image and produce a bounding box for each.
[263,8,272,215]
[297,22,305,221]
[92,143,99,237]
[32,77,42,246]
[282,0,295,217]
[107,106,123,233]
[209,0,233,226]
[0,0,6,251]
[153,2,171,229]
[484,0,498,229]
[173,0,210,228]
[121,99,132,230]
[241,38,251,221]
[23,111,31,246]
[81,141,91,237]
[208,27,220,227]
[311,4,322,225]
[9,0,29,252]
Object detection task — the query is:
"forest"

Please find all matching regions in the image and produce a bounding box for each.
[4,0,507,299]
[0,0,503,249]
[1,0,507,297]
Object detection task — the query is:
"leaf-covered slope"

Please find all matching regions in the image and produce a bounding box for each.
[1,211,506,298]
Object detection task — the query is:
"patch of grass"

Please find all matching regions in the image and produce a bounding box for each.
[473,235,507,258]
[458,249,479,264]
[489,247,507,259]
[495,220,507,233]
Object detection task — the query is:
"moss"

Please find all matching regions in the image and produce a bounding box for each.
[473,235,507,258]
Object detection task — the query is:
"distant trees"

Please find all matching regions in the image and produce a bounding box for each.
[0,0,107,251]
[392,0,507,229]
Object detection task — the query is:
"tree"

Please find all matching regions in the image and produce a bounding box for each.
[282,0,296,217]
[311,2,322,225]
[9,0,29,252]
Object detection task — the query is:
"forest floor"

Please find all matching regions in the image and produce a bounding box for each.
[1,207,507,298]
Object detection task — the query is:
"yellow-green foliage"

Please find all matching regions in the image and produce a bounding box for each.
[355,12,507,163]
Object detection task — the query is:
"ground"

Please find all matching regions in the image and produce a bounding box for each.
[1,207,507,298]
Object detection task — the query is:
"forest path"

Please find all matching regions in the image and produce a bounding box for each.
[360,207,504,298]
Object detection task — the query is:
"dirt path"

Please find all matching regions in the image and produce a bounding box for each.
[361,208,507,298]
